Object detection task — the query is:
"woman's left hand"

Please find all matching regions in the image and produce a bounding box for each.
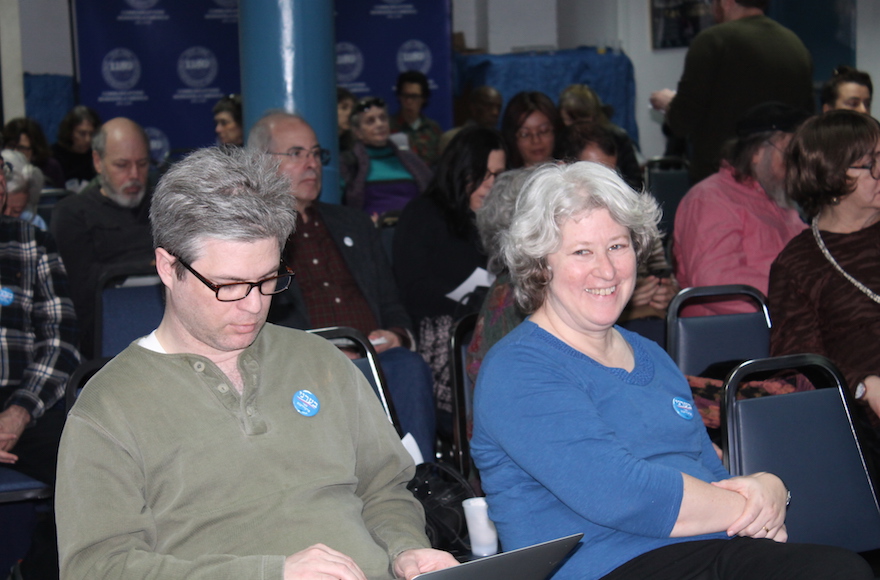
[711,472,788,542]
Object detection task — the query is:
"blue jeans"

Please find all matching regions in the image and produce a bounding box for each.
[379,347,436,461]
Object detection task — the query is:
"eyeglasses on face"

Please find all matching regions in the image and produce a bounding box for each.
[173,254,294,302]
[849,158,880,180]
[268,146,331,166]
[516,125,554,142]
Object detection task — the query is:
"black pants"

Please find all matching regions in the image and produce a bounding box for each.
[600,537,873,580]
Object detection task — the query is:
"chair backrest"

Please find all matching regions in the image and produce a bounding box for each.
[449,313,478,479]
[306,326,402,437]
[0,467,52,504]
[95,268,165,358]
[666,284,771,376]
[644,156,690,238]
[722,354,880,552]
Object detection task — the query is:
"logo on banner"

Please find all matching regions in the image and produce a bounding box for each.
[178,47,219,88]
[144,127,170,165]
[396,40,431,74]
[125,0,160,9]
[102,48,141,91]
[336,42,364,83]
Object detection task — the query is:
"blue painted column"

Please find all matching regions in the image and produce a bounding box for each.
[239,0,340,203]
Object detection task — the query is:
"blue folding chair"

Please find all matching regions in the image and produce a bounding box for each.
[95,267,165,358]
[450,313,478,479]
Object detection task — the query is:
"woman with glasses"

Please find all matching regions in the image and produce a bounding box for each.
[392,126,507,435]
[500,91,563,168]
[341,96,432,219]
[769,110,880,434]
[3,117,64,189]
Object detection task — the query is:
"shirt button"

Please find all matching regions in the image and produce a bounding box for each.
[312,258,319,265]
[323,281,330,287]
[334,297,341,303]
[218,384,228,393]
[246,406,254,416]
[303,233,309,238]
[194,361,206,372]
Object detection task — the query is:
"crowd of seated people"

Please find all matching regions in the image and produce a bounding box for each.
[6,52,880,579]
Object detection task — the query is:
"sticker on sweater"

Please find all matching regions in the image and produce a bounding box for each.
[343,236,354,247]
[0,287,13,306]
[293,389,320,417]
[672,397,694,420]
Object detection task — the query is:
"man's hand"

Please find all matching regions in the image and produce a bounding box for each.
[368,329,402,354]
[283,544,367,580]
[711,472,788,542]
[649,277,680,312]
[0,405,30,463]
[393,548,458,580]
[650,89,676,112]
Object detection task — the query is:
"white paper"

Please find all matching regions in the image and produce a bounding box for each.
[445,267,495,303]
[400,432,424,465]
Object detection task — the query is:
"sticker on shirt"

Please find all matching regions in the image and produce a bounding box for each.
[0,287,13,306]
[672,397,694,420]
[293,389,320,417]
[343,236,354,247]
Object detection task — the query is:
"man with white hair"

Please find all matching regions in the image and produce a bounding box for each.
[50,117,155,357]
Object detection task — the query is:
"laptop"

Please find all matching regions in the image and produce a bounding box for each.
[413,533,583,580]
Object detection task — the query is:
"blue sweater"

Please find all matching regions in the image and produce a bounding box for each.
[471,321,730,580]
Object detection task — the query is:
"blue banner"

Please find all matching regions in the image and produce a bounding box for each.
[75,0,241,163]
[335,0,453,130]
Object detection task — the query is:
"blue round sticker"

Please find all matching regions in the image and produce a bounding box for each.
[293,389,320,417]
[0,287,13,306]
[672,397,694,420]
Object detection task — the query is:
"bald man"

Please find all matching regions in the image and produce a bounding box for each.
[51,117,155,358]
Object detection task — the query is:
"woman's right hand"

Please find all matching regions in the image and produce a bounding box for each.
[711,472,788,542]
[861,375,880,417]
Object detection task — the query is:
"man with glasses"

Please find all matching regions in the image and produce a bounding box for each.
[55,146,457,580]
[673,102,810,316]
[248,112,436,462]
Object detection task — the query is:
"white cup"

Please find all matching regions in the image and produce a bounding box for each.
[462,497,499,557]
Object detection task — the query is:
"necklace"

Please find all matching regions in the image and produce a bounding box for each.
[811,216,880,305]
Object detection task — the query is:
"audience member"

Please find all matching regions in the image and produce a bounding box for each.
[337,86,357,153]
[558,84,642,188]
[470,160,872,580]
[438,85,503,152]
[770,110,880,434]
[650,0,813,184]
[212,94,244,146]
[500,91,562,168]
[52,105,101,192]
[249,111,436,460]
[393,126,506,434]
[390,70,443,166]
[560,120,643,189]
[50,117,155,359]
[820,65,872,114]
[0,159,80,580]
[673,102,810,316]
[1,149,47,230]
[3,117,64,188]
[342,97,432,218]
[55,145,457,580]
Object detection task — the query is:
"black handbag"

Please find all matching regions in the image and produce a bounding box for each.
[407,462,477,554]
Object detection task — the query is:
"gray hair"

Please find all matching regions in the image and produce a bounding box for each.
[1,149,43,211]
[501,161,661,314]
[150,146,297,278]
[91,119,149,159]
[246,110,306,151]
[476,167,535,274]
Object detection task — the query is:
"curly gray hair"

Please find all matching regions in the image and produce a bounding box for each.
[500,161,661,314]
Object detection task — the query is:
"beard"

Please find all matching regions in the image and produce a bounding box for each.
[100,173,146,208]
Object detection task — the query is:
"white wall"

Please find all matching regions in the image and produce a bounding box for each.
[856,0,880,96]
[487,0,557,53]
[19,0,73,75]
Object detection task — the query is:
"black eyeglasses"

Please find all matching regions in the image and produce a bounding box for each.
[353,97,386,114]
[849,160,880,180]
[268,146,331,166]
[174,255,294,302]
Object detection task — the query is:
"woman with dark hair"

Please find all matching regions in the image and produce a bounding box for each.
[3,117,64,188]
[390,70,443,166]
[337,86,357,153]
[212,94,243,146]
[820,66,872,114]
[770,110,880,431]
[393,126,506,431]
[500,91,562,168]
[52,105,102,190]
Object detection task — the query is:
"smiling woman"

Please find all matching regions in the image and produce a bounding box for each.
[470,161,872,580]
